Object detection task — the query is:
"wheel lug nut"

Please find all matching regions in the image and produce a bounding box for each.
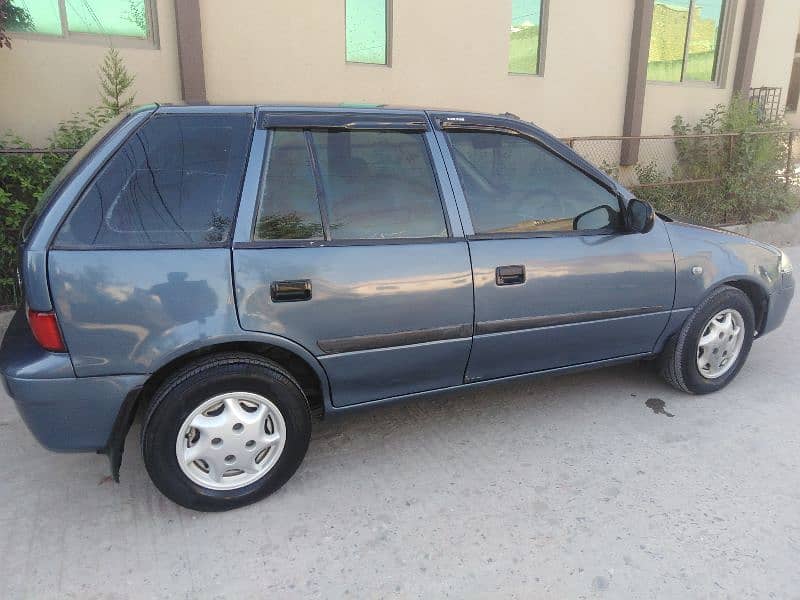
[225,454,236,464]
[211,437,222,447]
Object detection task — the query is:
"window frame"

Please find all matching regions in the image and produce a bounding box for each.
[436,118,627,240]
[248,122,456,247]
[507,0,549,77]
[9,0,159,48]
[344,0,391,67]
[646,0,736,87]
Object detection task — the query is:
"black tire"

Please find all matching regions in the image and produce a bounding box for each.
[659,285,755,394]
[141,353,311,511]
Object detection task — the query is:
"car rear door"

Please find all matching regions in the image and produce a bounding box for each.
[432,113,675,382]
[233,110,473,407]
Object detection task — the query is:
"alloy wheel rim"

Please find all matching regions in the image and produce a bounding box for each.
[175,391,286,491]
[696,308,745,379]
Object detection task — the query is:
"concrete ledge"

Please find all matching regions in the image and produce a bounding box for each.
[722,210,800,247]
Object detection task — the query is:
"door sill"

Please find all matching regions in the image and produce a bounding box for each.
[327,352,653,414]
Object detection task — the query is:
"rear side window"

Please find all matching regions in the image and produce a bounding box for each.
[254,130,324,240]
[254,129,447,241]
[55,113,252,247]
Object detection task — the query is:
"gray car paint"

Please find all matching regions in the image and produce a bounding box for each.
[0,104,794,457]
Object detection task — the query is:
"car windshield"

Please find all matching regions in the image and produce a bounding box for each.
[21,113,130,241]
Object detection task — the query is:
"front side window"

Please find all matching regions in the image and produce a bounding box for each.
[8,0,152,39]
[446,131,621,235]
[56,114,252,247]
[345,0,388,64]
[254,129,447,241]
[509,0,544,75]
[648,0,727,83]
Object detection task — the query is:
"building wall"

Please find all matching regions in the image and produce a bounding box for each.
[199,0,636,138]
[2,0,799,146]
[0,0,181,145]
[751,1,800,94]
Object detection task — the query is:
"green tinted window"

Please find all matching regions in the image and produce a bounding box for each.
[7,0,149,38]
[648,0,726,82]
[509,0,542,75]
[345,0,387,64]
[67,0,147,38]
[7,0,62,35]
[685,0,725,81]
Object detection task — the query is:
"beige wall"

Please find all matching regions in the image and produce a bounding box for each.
[3,0,799,147]
[752,1,800,93]
[0,0,181,145]
[199,0,636,138]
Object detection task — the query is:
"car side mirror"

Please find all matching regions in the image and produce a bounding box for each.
[626,199,655,234]
[573,204,617,231]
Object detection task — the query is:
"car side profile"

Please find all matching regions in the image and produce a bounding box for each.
[0,104,794,511]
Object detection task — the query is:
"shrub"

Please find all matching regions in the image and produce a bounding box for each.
[0,48,136,306]
[636,97,798,224]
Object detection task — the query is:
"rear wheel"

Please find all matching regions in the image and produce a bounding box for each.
[141,353,311,511]
[659,286,755,394]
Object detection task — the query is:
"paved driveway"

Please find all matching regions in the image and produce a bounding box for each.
[1,248,799,599]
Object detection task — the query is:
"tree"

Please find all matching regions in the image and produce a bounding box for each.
[1,0,34,49]
[98,47,136,119]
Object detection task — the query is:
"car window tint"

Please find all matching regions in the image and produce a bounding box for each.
[312,130,447,240]
[446,131,621,234]
[254,130,324,240]
[55,114,251,247]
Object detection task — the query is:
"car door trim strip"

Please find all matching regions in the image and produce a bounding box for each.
[475,306,666,336]
[317,324,473,354]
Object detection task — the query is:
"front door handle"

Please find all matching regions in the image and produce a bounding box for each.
[271,279,312,302]
[495,265,525,286]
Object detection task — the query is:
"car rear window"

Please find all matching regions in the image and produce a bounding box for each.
[55,113,252,248]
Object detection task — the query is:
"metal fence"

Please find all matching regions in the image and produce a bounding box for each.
[561,130,800,190]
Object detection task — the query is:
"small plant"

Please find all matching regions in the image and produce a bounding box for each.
[98,47,137,120]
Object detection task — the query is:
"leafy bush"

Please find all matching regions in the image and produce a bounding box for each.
[0,48,136,306]
[636,97,798,224]
[0,116,98,305]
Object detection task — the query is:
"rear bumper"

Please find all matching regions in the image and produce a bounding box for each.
[1,309,145,451]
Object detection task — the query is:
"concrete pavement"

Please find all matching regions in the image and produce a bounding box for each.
[1,248,799,599]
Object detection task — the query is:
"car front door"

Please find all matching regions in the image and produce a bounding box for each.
[432,114,675,383]
[233,110,474,406]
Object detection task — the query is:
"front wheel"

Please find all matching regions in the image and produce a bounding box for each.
[659,286,755,394]
[141,353,311,511]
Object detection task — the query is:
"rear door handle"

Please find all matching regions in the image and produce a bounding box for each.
[495,265,525,286]
[271,279,312,302]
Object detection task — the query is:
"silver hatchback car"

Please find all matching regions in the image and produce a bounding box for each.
[1,104,794,511]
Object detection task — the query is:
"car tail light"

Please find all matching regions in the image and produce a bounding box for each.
[27,308,66,352]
